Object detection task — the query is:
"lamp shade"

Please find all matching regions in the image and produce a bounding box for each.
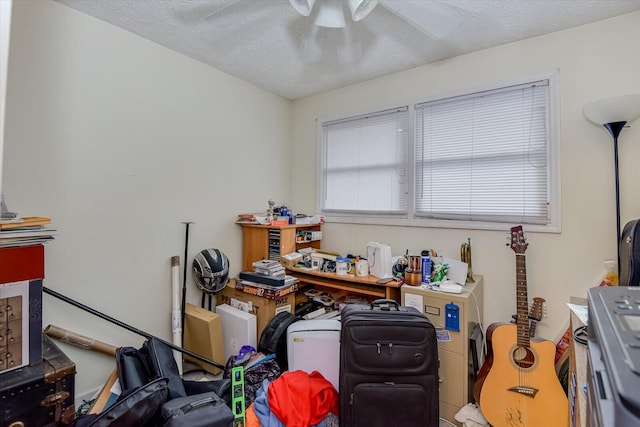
[289,0,316,17]
[315,0,346,28]
[583,93,640,125]
[348,0,378,22]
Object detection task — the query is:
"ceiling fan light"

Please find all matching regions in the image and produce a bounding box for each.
[289,0,316,17]
[315,0,346,28]
[348,0,378,22]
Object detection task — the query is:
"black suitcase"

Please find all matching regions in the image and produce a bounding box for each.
[0,334,76,426]
[339,299,439,427]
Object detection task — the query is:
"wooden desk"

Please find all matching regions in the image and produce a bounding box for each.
[286,266,402,302]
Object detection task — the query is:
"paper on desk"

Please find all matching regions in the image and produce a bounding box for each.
[404,292,423,313]
[442,257,468,285]
[567,303,588,325]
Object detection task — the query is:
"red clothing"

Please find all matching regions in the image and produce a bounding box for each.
[268,370,339,426]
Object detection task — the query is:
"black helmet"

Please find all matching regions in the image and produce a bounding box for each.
[192,248,230,294]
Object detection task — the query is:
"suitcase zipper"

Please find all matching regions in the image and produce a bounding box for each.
[376,342,394,355]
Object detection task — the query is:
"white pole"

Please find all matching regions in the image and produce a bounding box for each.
[171,255,183,375]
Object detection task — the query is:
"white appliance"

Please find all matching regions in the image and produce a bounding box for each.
[367,242,393,279]
[287,319,341,391]
[215,303,257,361]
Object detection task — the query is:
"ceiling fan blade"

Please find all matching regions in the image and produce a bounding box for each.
[379,0,462,39]
[444,0,492,14]
[336,24,363,64]
[301,24,324,62]
[176,0,240,23]
[203,0,240,20]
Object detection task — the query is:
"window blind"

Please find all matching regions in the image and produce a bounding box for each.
[321,107,409,214]
[414,81,550,224]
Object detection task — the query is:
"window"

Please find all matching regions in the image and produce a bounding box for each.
[415,80,551,225]
[320,107,409,214]
[318,74,558,231]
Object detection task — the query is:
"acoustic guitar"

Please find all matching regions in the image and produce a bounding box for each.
[475,226,568,427]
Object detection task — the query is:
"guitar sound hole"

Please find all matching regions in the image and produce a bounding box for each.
[512,346,535,369]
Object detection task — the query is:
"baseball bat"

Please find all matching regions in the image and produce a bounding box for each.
[44,324,118,356]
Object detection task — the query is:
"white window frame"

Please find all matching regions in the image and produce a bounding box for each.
[317,71,561,233]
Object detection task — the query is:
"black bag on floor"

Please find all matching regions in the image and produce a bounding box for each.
[116,338,186,400]
[257,311,301,370]
[339,299,439,427]
[72,378,169,427]
[183,379,232,408]
[110,338,232,427]
[160,391,234,427]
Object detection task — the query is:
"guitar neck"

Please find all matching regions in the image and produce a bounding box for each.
[515,253,530,347]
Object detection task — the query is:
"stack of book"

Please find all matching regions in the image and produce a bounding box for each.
[236,259,299,299]
[235,213,268,225]
[0,217,57,248]
[252,259,285,277]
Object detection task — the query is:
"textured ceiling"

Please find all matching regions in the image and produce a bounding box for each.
[55,0,640,100]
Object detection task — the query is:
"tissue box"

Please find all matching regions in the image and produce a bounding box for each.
[280,252,302,268]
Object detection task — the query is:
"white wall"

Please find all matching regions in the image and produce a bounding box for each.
[4,0,292,396]
[291,12,640,341]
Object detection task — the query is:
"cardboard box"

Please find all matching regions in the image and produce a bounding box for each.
[0,245,44,283]
[217,279,295,343]
[280,251,302,268]
[183,303,225,375]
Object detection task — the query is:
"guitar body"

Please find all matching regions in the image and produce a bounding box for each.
[477,226,567,427]
[479,323,567,427]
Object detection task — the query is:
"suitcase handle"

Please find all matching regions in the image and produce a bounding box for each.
[179,396,215,414]
[371,299,400,310]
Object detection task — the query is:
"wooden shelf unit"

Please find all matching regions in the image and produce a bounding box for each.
[238,223,322,271]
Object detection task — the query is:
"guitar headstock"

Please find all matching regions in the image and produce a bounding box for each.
[529,297,546,322]
[509,225,528,254]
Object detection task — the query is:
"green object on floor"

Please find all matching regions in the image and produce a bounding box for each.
[231,366,246,427]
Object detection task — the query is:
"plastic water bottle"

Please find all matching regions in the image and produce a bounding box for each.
[421,250,431,285]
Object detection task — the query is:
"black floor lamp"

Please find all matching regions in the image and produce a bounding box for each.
[583,93,640,281]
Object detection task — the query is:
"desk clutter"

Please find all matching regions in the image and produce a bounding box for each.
[296,288,367,320]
